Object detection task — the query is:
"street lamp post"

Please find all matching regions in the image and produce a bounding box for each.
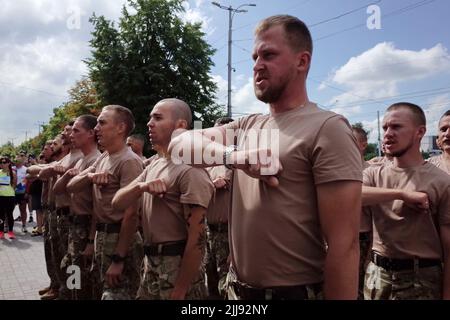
[212,2,256,118]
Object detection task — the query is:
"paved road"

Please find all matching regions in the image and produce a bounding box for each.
[0,208,48,300]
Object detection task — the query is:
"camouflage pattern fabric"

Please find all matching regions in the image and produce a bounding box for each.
[206,226,230,299]
[43,208,59,290]
[67,216,95,300]
[358,233,371,300]
[137,254,207,300]
[56,213,72,299]
[93,231,143,300]
[48,209,68,298]
[364,261,442,300]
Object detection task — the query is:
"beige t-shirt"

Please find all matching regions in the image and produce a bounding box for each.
[223,102,363,287]
[93,147,144,223]
[136,156,214,244]
[367,156,393,167]
[428,155,450,174]
[54,149,83,208]
[360,161,372,233]
[363,162,450,259]
[206,166,232,224]
[70,149,101,216]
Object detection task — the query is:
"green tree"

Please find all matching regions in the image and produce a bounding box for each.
[351,122,379,160]
[365,143,378,161]
[86,0,224,136]
[0,142,16,158]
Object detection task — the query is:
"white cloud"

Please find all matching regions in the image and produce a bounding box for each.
[182,1,215,35]
[423,94,450,136]
[211,74,266,116]
[321,42,450,118]
[233,77,267,115]
[361,118,380,144]
[0,0,216,146]
[0,0,127,146]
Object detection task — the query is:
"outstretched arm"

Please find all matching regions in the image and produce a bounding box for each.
[362,186,429,210]
[66,166,95,193]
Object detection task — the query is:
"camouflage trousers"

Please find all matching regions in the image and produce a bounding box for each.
[56,211,72,299]
[66,215,98,300]
[358,232,371,300]
[42,208,59,290]
[206,225,230,299]
[136,254,207,300]
[48,209,68,298]
[364,261,442,300]
[94,231,143,300]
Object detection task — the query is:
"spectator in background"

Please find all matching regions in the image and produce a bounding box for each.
[13,155,30,232]
[127,134,147,160]
[0,156,17,239]
[28,154,45,236]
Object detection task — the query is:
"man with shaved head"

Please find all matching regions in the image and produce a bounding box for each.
[113,98,214,300]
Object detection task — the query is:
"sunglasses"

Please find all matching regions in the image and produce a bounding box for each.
[0,161,9,164]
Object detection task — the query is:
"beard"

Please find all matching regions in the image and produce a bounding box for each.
[51,148,62,160]
[384,139,415,158]
[254,76,291,104]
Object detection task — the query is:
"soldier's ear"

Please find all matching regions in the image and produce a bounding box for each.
[297,51,311,73]
[175,119,188,130]
[417,125,426,139]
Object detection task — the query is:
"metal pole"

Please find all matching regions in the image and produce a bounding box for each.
[227,8,232,117]
[212,2,255,118]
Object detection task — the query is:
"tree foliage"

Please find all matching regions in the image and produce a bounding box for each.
[86,0,224,135]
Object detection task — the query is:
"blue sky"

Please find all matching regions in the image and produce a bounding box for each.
[0,0,449,145]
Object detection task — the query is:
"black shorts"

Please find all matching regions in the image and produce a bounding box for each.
[31,194,42,211]
[15,193,27,205]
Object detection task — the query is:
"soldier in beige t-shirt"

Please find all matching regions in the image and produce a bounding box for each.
[362,103,450,300]
[428,110,450,174]
[113,99,214,300]
[26,140,61,300]
[40,123,83,300]
[54,115,101,300]
[205,117,234,299]
[67,105,144,300]
[352,126,373,300]
[169,16,363,300]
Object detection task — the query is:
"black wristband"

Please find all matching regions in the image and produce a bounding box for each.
[87,239,94,244]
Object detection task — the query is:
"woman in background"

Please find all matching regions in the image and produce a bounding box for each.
[0,156,17,239]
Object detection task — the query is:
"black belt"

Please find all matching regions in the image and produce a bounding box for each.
[56,207,70,216]
[371,252,441,271]
[96,222,122,234]
[144,241,186,257]
[232,281,323,300]
[208,223,228,233]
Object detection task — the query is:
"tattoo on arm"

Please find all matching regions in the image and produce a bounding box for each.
[196,224,206,254]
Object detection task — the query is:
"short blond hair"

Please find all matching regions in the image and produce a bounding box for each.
[103,105,135,136]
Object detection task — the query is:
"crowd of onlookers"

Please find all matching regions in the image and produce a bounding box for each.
[0,151,45,239]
